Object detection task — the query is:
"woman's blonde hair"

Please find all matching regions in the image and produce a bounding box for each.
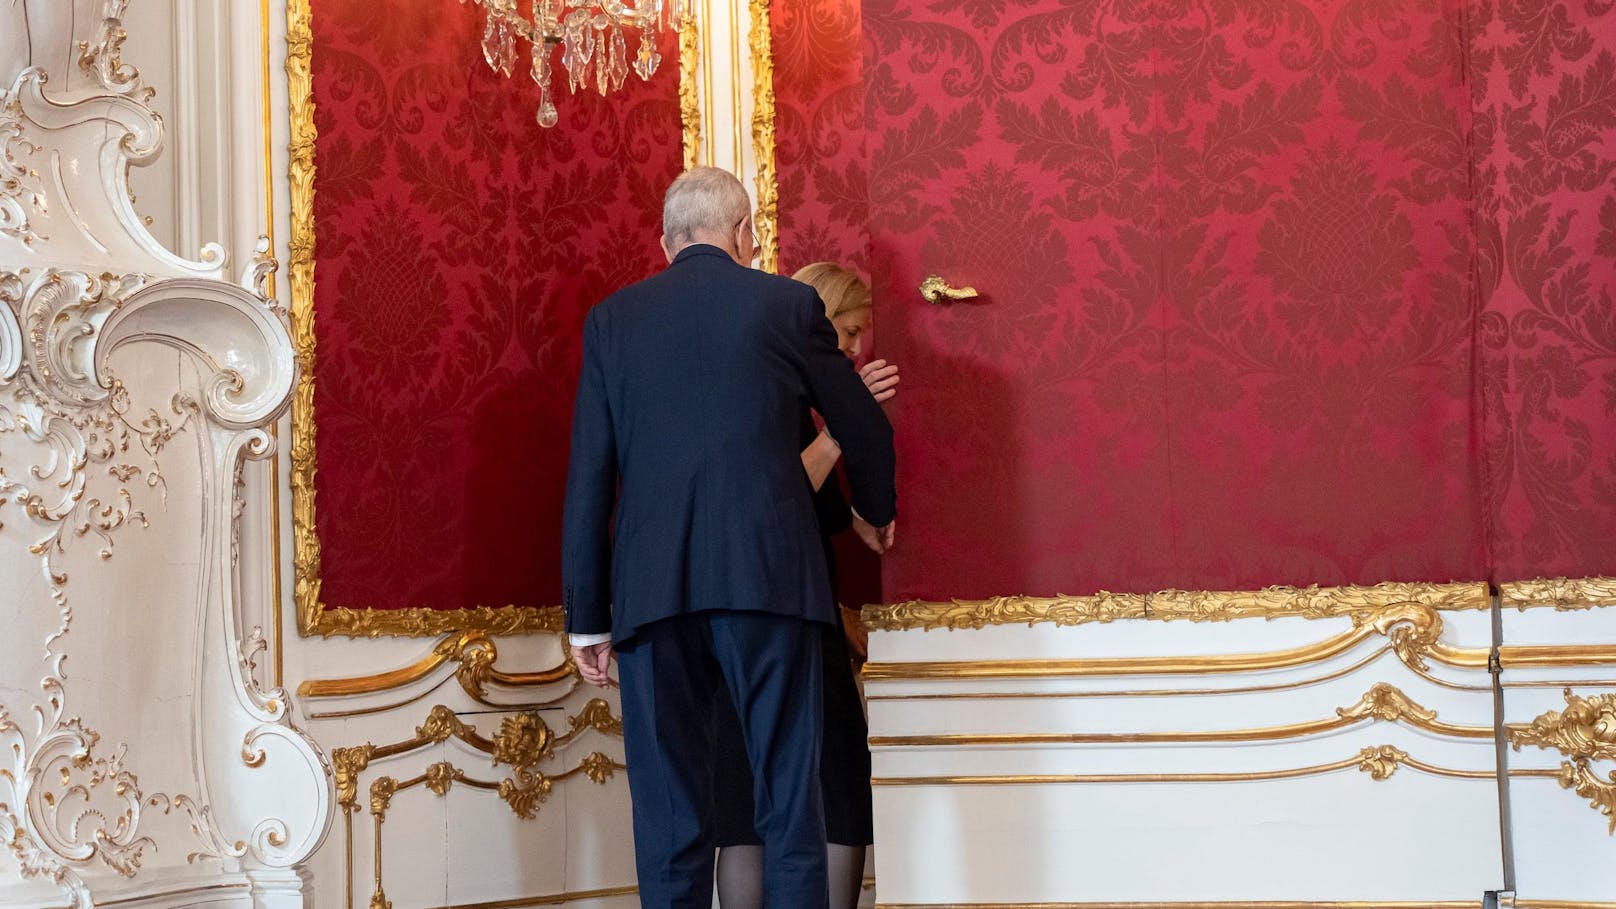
[792,262,871,321]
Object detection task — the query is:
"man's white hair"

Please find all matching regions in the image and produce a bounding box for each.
[663,166,751,246]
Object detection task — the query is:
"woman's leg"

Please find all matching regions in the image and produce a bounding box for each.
[715,845,764,909]
[826,842,867,909]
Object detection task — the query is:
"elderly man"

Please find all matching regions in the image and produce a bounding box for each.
[561,167,897,907]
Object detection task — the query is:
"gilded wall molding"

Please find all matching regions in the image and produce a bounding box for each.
[679,14,701,169]
[331,702,624,909]
[1501,577,1616,611]
[865,592,1147,632]
[284,0,580,638]
[863,581,1488,632]
[868,683,1493,748]
[747,0,778,272]
[872,743,1512,787]
[861,601,1616,684]
[299,631,576,703]
[863,602,1476,681]
[1509,689,1616,833]
[2,4,334,895]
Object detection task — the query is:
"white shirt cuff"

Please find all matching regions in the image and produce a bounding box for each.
[569,632,612,647]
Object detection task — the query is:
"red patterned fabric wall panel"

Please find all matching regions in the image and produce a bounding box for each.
[1473,1,1616,581]
[772,0,884,607]
[865,0,1177,601]
[311,1,681,611]
[772,0,868,278]
[865,1,1496,600]
[1159,5,1486,588]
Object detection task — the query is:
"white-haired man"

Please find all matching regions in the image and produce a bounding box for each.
[562,167,897,907]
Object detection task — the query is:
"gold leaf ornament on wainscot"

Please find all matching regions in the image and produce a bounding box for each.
[1510,689,1616,833]
[1355,745,1409,781]
[862,581,1488,633]
[492,712,557,768]
[1511,690,1616,764]
[1501,576,1616,611]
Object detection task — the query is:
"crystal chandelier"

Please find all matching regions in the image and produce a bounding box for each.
[461,0,690,128]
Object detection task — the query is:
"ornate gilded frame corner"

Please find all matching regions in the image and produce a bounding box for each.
[284,0,570,638]
[679,13,701,170]
[748,0,778,273]
[863,581,1490,633]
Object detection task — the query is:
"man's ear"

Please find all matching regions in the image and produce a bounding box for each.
[660,234,674,264]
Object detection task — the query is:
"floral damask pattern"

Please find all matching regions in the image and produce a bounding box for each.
[772,0,868,277]
[845,0,1584,600]
[1476,2,1616,578]
[311,0,681,611]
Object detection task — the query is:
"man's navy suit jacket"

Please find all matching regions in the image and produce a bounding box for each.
[561,244,897,643]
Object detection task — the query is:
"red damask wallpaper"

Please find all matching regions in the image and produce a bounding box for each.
[773,0,869,279]
[310,0,681,611]
[772,0,885,607]
[1474,1,1616,581]
[800,0,1616,601]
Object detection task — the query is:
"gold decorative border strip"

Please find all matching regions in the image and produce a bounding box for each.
[864,646,1395,702]
[678,14,700,169]
[1501,577,1616,610]
[863,581,1486,633]
[867,683,1492,748]
[872,745,1553,787]
[284,0,597,637]
[299,631,574,700]
[747,0,777,272]
[1500,644,1616,669]
[862,603,1475,681]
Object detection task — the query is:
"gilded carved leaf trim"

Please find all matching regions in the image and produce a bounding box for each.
[492,713,556,769]
[1339,683,1439,725]
[1356,745,1408,781]
[864,582,1488,633]
[1556,761,1616,835]
[1510,690,1616,835]
[1511,689,1616,763]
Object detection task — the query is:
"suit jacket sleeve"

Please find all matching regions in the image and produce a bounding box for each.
[792,292,897,527]
[561,310,617,637]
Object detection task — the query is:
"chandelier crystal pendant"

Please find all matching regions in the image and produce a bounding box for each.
[461,0,689,128]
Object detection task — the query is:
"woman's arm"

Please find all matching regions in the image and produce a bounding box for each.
[800,429,841,492]
[800,358,900,491]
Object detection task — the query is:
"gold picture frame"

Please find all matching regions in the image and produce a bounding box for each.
[286,0,566,637]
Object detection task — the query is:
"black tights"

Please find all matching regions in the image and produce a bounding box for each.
[715,843,866,909]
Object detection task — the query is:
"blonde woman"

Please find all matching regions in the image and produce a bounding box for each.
[710,263,897,909]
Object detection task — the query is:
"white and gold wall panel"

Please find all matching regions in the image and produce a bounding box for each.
[1499,588,1616,906]
[0,3,330,907]
[863,586,1616,908]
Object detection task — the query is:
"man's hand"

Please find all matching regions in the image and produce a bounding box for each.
[574,641,616,687]
[853,514,896,554]
[859,359,900,403]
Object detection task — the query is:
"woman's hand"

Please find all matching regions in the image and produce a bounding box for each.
[840,605,869,663]
[860,359,900,403]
